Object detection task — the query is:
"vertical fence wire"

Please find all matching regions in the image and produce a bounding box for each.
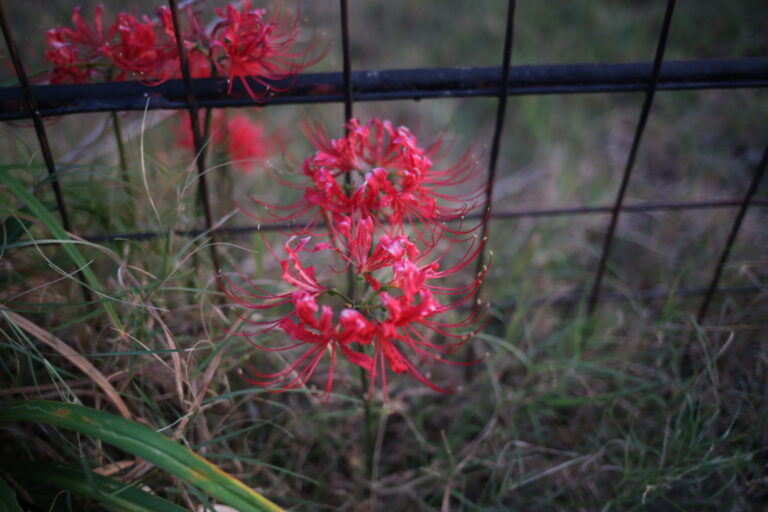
[167,0,221,273]
[587,0,676,313]
[465,0,516,377]
[339,0,353,128]
[697,143,768,322]
[0,4,94,303]
[0,7,72,234]
[338,0,357,299]
[474,0,517,303]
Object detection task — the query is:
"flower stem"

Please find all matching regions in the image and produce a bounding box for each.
[109,110,134,225]
[201,107,213,164]
[111,111,129,190]
[359,366,374,482]
[337,211,375,483]
[193,108,215,217]
[326,288,354,305]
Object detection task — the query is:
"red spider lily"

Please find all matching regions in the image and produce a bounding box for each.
[245,292,378,394]
[156,5,212,79]
[44,5,174,84]
[44,6,117,83]
[66,5,111,50]
[327,214,419,289]
[224,227,488,397]
[278,236,327,295]
[245,118,485,239]
[106,12,177,83]
[45,29,92,84]
[254,212,416,286]
[307,119,484,228]
[44,2,322,91]
[372,289,446,393]
[218,236,327,336]
[210,1,323,100]
[219,237,373,394]
[361,240,489,396]
[227,118,488,398]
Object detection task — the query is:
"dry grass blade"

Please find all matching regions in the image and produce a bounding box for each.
[60,233,187,408]
[504,452,601,493]
[92,459,136,476]
[157,321,187,410]
[2,310,132,420]
[173,340,225,439]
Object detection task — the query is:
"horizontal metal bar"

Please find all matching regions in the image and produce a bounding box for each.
[77,198,768,243]
[6,284,758,313]
[1,58,766,120]
[491,198,768,219]
[494,284,762,309]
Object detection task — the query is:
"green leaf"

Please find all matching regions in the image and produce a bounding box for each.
[11,462,186,512]
[0,401,284,512]
[0,474,23,512]
[1,215,32,247]
[0,170,124,332]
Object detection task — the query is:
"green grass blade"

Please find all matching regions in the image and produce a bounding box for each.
[0,170,124,332]
[1,215,32,247]
[0,474,23,512]
[0,401,284,512]
[11,462,186,512]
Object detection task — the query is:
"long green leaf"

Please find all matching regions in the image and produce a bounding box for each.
[0,474,23,512]
[0,401,284,512]
[12,462,186,512]
[0,170,124,332]
[1,215,32,247]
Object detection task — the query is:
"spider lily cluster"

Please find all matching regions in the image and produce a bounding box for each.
[44,1,320,100]
[221,119,490,397]
[43,3,312,176]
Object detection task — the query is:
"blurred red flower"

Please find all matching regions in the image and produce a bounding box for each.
[174,111,275,171]
[44,2,323,97]
[44,6,116,83]
[106,12,177,83]
[226,114,272,172]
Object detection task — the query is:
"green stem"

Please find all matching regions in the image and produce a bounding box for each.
[111,111,129,186]
[106,65,131,229]
[326,288,354,305]
[200,56,217,172]
[359,366,374,482]
[111,110,134,228]
[361,282,389,306]
[194,107,215,217]
[336,212,375,483]
[201,107,213,165]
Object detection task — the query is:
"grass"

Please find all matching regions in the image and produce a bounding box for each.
[1,0,767,510]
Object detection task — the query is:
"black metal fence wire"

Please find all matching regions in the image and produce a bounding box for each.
[1,1,767,320]
[0,5,93,304]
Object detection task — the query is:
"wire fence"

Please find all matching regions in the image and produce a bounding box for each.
[1,0,766,321]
